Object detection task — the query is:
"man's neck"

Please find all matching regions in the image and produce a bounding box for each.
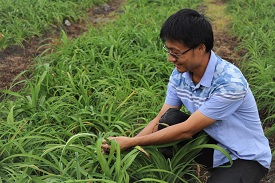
[191,52,211,85]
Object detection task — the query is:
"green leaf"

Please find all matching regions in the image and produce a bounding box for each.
[7,105,15,124]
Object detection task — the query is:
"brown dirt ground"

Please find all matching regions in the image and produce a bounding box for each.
[0,0,274,182]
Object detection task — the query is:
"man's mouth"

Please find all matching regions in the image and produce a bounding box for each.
[175,63,181,68]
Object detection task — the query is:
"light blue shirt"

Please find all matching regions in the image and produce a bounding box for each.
[165,51,271,168]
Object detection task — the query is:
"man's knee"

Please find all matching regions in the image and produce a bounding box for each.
[158,108,190,130]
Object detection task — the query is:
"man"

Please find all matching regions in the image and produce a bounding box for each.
[102,9,271,182]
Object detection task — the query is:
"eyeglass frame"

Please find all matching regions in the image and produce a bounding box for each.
[163,45,196,59]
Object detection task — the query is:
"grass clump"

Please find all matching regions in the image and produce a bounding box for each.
[0,0,109,50]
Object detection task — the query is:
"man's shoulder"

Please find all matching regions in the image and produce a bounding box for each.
[215,57,241,75]
[211,57,248,96]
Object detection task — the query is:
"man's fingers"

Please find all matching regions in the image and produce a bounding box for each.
[101,143,110,149]
[101,137,118,153]
[101,142,110,154]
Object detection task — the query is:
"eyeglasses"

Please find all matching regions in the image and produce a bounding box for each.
[163,45,194,59]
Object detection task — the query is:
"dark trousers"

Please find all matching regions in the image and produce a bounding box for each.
[158,108,268,182]
[207,159,268,183]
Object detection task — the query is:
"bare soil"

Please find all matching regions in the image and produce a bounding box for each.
[0,0,273,182]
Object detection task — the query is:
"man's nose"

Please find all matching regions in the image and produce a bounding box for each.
[167,54,177,62]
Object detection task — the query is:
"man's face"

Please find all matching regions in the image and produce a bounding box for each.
[164,40,202,73]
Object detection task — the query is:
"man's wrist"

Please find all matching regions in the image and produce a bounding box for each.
[130,136,140,147]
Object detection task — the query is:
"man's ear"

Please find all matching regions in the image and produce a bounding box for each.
[197,44,206,54]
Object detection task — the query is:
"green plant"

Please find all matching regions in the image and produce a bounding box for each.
[0,0,109,50]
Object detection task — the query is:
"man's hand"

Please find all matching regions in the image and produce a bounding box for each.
[101,136,134,153]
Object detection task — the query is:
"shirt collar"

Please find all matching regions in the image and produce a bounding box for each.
[183,50,217,88]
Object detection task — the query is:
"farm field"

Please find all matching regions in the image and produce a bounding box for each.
[0,0,274,182]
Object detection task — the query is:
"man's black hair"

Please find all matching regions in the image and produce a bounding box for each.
[160,9,213,52]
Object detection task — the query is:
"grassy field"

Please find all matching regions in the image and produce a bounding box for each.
[227,0,275,138]
[0,0,274,182]
[0,0,107,50]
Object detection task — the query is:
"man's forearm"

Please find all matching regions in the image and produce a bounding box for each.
[132,122,192,147]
